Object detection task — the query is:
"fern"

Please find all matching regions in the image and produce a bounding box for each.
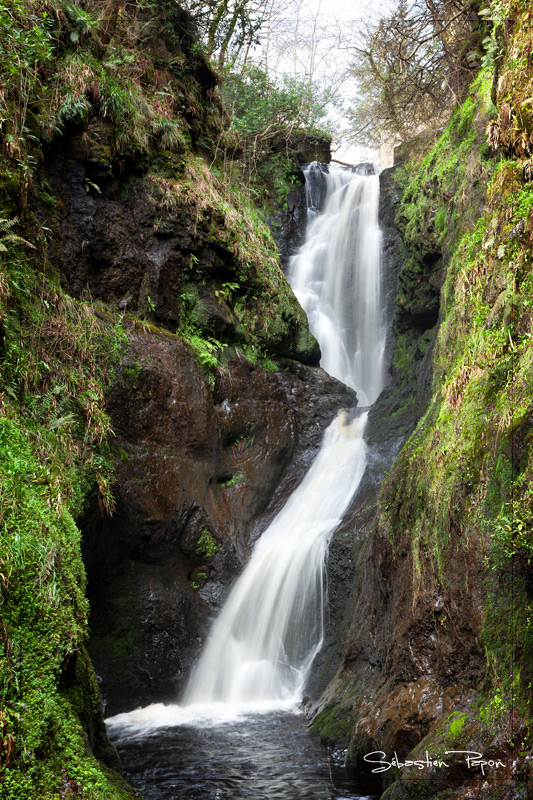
[0,218,36,252]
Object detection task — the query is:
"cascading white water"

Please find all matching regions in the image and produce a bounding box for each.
[288,163,386,407]
[183,411,367,708]
[106,162,385,732]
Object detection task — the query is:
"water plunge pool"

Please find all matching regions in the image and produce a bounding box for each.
[109,711,380,799]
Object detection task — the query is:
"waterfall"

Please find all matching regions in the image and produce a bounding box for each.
[288,163,385,407]
[183,410,367,709]
[106,162,385,731]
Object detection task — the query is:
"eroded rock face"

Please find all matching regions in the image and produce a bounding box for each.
[341,528,486,755]
[274,159,331,269]
[82,328,355,715]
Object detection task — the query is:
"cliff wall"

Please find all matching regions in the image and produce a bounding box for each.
[310,5,533,798]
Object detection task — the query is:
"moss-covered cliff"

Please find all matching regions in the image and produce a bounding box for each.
[0,2,333,797]
[312,2,533,798]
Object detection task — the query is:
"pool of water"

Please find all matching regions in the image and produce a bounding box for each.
[110,711,381,799]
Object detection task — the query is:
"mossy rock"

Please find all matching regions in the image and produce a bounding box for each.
[60,646,122,772]
[309,704,354,744]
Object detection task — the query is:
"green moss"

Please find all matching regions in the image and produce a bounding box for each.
[59,646,122,772]
[0,193,128,800]
[0,419,128,799]
[309,704,354,744]
[189,567,209,590]
[434,207,447,234]
[195,529,218,559]
[382,40,533,745]
[395,71,494,268]
[218,472,244,488]
[447,712,468,742]
[409,711,471,761]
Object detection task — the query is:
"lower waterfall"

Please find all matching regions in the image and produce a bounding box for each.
[107,162,385,733]
[183,411,367,709]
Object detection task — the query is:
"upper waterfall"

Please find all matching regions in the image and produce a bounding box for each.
[288,163,386,405]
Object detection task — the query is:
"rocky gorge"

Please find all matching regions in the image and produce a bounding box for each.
[1,1,533,799]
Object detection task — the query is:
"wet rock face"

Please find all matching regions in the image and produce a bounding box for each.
[44,147,242,331]
[343,532,486,763]
[308,163,488,791]
[82,329,355,715]
[275,162,331,269]
[45,151,182,321]
[42,141,319,367]
[274,180,308,269]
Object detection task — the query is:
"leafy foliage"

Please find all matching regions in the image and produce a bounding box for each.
[224,64,332,140]
[195,529,219,558]
[0,0,222,197]
[219,64,333,209]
